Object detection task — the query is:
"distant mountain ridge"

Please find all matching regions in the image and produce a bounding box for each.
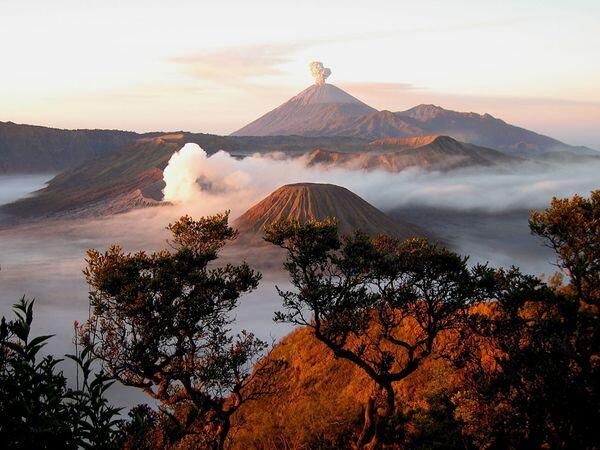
[395,104,597,156]
[0,132,372,220]
[232,85,597,157]
[0,120,370,175]
[307,135,521,172]
[0,121,149,173]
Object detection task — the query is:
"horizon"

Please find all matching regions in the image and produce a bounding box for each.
[1,0,599,148]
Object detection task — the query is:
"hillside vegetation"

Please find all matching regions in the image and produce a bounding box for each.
[1,191,598,449]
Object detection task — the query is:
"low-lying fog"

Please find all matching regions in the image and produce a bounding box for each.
[0,174,54,220]
[1,148,598,409]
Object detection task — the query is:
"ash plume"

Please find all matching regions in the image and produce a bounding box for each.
[309,61,331,85]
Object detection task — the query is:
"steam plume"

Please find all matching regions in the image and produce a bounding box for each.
[162,143,600,214]
[309,61,331,85]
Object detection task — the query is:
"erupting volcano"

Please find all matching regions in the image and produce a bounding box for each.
[232,63,596,156]
[231,62,376,137]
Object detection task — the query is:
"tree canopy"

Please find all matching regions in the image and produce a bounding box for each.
[265,219,479,448]
[83,213,281,449]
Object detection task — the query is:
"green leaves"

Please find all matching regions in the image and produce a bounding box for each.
[0,298,122,449]
[167,212,238,259]
[65,350,123,450]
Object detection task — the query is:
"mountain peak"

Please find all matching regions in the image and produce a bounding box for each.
[290,84,371,107]
[231,85,595,156]
[398,104,502,123]
[398,104,448,121]
[231,84,376,137]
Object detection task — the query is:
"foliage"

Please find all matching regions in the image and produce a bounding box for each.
[0,297,122,449]
[0,297,77,449]
[66,344,123,449]
[118,404,162,450]
[530,189,599,306]
[2,190,598,449]
[265,218,478,448]
[83,213,282,449]
[455,190,600,449]
[400,391,472,450]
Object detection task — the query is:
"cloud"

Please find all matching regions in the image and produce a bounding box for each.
[162,143,600,215]
[168,43,302,84]
[167,17,522,86]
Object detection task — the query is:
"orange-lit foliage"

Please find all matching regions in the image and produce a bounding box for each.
[231,323,463,449]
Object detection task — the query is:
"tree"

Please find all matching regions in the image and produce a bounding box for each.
[265,219,477,448]
[530,189,599,306]
[83,213,281,449]
[456,190,600,449]
[402,391,472,450]
[455,268,574,448]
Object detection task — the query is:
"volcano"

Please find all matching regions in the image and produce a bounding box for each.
[231,75,596,156]
[233,182,423,240]
[231,84,376,137]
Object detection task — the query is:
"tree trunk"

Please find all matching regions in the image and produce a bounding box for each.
[355,395,376,449]
[215,414,231,450]
[381,382,395,419]
[363,382,395,450]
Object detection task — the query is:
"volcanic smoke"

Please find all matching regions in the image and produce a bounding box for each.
[309,61,331,85]
[162,144,600,215]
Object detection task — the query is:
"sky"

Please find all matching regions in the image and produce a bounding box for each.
[1,0,599,148]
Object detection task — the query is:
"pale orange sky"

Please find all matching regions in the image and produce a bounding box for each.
[1,0,599,148]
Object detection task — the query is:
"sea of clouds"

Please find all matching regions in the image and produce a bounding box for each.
[162,143,600,216]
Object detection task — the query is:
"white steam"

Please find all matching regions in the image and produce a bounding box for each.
[309,61,331,85]
[162,143,600,216]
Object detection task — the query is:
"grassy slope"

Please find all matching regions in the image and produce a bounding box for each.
[1,137,178,217]
[231,327,460,448]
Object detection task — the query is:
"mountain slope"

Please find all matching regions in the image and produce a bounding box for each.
[302,110,425,140]
[0,120,369,176]
[0,136,178,220]
[231,84,376,137]
[0,121,147,173]
[0,131,525,222]
[0,133,369,220]
[307,135,522,172]
[234,182,424,240]
[230,326,458,449]
[395,104,597,156]
[231,84,596,156]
